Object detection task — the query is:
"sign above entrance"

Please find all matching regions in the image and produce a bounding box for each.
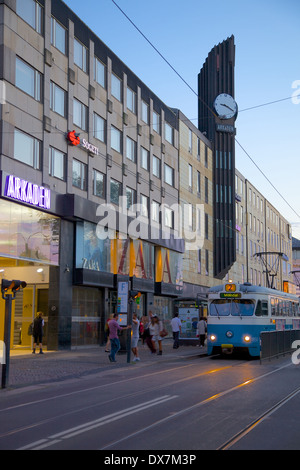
[4,175,51,210]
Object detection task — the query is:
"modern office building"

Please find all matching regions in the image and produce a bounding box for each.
[0,0,184,350]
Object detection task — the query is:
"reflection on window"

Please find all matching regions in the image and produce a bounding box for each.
[14,129,41,169]
[16,0,42,33]
[209,299,255,316]
[75,221,111,272]
[0,199,59,265]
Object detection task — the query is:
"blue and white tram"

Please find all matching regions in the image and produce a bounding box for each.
[207,282,300,357]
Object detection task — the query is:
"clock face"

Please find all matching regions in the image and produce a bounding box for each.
[213,93,238,120]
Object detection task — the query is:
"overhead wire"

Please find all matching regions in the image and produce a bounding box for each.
[111,0,300,225]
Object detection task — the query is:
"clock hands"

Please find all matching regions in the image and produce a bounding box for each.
[221,103,235,112]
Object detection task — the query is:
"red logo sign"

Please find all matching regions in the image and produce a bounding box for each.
[67,130,80,146]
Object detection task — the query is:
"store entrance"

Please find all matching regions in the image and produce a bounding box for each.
[13,285,48,350]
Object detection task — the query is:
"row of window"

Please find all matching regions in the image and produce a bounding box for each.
[188,165,209,202]
[16,55,174,142]
[13,128,176,189]
[15,1,175,144]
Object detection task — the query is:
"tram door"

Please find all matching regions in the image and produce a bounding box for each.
[13,285,48,349]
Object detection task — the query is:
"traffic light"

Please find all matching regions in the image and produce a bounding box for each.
[1,279,27,294]
[129,291,141,300]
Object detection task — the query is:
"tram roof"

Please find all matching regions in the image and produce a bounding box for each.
[209,283,299,300]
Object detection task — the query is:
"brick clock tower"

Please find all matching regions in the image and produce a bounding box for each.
[198,35,238,279]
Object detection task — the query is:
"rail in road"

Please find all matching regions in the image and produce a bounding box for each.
[0,354,299,451]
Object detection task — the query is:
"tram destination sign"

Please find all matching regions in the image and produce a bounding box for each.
[220,293,242,299]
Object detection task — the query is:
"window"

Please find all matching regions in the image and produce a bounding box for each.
[73,99,87,131]
[111,74,122,101]
[197,171,201,195]
[126,187,136,210]
[16,57,41,101]
[110,179,121,205]
[94,57,105,88]
[152,155,161,178]
[189,164,193,188]
[164,207,173,229]
[141,101,149,124]
[205,177,208,203]
[198,249,201,274]
[50,82,66,117]
[73,159,87,190]
[140,194,148,217]
[126,137,136,162]
[205,213,209,239]
[205,250,209,276]
[151,201,160,222]
[153,110,160,134]
[49,147,65,180]
[93,170,105,198]
[111,126,122,153]
[51,17,66,54]
[93,113,106,142]
[16,0,42,33]
[188,129,192,153]
[141,147,149,170]
[127,87,136,113]
[164,164,174,186]
[74,38,88,72]
[165,122,174,145]
[14,129,41,169]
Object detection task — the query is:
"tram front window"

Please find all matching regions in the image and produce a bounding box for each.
[210,300,255,316]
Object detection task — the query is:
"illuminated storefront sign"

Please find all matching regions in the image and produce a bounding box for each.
[67,130,99,156]
[4,175,51,210]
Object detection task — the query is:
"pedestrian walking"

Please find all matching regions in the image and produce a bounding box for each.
[171,312,182,349]
[145,314,156,354]
[32,311,44,354]
[152,314,163,355]
[131,313,140,361]
[197,316,207,348]
[108,313,131,363]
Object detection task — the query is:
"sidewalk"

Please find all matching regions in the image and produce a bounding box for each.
[3,339,207,389]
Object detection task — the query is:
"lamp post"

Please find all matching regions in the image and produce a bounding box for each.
[1,280,27,388]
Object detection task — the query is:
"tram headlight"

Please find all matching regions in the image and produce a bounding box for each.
[244,335,251,343]
[210,334,217,342]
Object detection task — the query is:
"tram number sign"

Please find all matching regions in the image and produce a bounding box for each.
[220,293,241,299]
[225,283,236,292]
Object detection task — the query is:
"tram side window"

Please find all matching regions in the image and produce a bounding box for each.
[255,300,268,316]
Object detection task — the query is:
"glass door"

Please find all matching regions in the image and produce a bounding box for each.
[13,285,48,349]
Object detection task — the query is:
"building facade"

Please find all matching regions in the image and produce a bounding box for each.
[228,169,294,291]
[0,0,184,350]
[176,110,215,297]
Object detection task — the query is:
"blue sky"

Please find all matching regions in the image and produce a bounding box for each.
[64,0,300,238]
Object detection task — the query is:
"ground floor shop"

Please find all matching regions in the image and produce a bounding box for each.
[0,182,184,351]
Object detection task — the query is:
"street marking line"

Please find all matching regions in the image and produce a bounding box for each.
[17,395,178,450]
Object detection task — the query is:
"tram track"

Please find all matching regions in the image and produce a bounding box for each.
[0,357,295,450]
[218,385,300,450]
